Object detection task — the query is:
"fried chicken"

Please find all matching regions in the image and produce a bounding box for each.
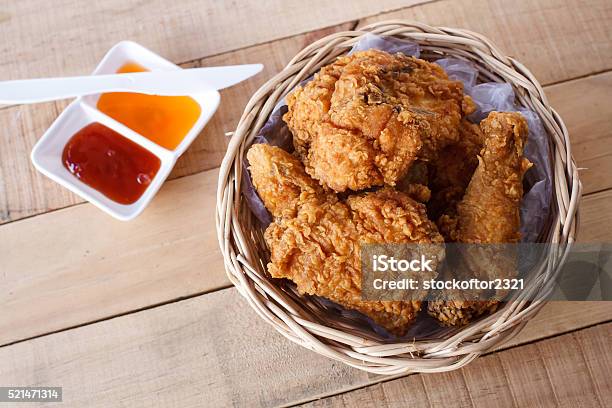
[456,112,532,243]
[250,46,536,331]
[428,112,532,326]
[246,141,325,219]
[284,49,470,192]
[429,119,484,237]
[247,144,444,335]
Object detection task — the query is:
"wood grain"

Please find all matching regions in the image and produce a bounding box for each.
[497,344,559,407]
[1,108,611,346]
[545,73,612,196]
[300,323,611,408]
[573,321,612,405]
[579,189,612,242]
[0,282,609,407]
[361,0,612,86]
[0,0,429,80]
[0,168,226,345]
[535,332,602,407]
[1,0,612,223]
[0,100,79,221]
[500,301,611,350]
[420,369,473,407]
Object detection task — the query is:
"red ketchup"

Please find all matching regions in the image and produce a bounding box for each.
[62,122,161,205]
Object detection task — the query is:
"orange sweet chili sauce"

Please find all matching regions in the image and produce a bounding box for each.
[63,122,161,205]
[96,62,201,150]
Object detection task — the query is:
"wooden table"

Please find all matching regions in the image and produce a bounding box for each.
[0,0,611,406]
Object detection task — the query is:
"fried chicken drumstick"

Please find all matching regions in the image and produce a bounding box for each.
[283,49,474,192]
[428,112,532,326]
[248,144,444,335]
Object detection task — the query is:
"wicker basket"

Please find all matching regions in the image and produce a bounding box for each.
[216,21,581,374]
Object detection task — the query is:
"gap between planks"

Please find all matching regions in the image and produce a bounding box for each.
[1,187,610,349]
[0,0,435,80]
[0,17,361,114]
[0,0,439,112]
[0,0,605,374]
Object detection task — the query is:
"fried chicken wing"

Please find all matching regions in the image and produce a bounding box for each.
[247,144,443,335]
[428,112,532,326]
[284,50,469,192]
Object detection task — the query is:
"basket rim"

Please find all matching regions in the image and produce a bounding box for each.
[215,20,582,375]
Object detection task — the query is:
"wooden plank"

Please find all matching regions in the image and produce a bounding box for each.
[0,287,371,408]
[305,378,433,408]
[360,0,612,86]
[497,344,559,407]
[1,66,610,226]
[461,354,517,407]
[0,168,227,345]
[579,189,612,242]
[304,384,389,408]
[501,301,612,350]
[420,370,473,407]
[0,1,608,405]
[0,285,609,408]
[380,377,433,407]
[0,100,79,221]
[332,354,518,408]
[545,73,612,196]
[573,323,612,405]
[1,124,611,347]
[0,0,429,80]
[535,330,602,407]
[299,323,611,408]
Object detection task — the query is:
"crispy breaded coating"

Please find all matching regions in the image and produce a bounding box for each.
[284,49,468,192]
[429,119,484,237]
[457,112,532,243]
[399,183,432,204]
[428,112,531,326]
[247,144,326,218]
[428,296,500,327]
[248,144,443,335]
[347,188,442,244]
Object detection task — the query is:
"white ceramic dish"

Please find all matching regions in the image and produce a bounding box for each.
[31,41,220,220]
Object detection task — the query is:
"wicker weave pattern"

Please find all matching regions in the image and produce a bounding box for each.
[216,21,581,374]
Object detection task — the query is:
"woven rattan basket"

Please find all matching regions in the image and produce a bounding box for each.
[216,21,581,374]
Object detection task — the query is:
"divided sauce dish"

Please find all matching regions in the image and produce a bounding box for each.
[31,41,220,220]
